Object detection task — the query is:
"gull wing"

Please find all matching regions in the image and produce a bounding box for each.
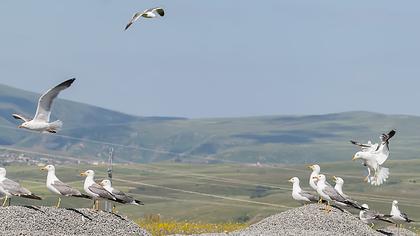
[350,140,377,152]
[380,130,396,143]
[323,185,346,202]
[51,180,82,196]
[401,212,413,222]
[88,183,116,200]
[33,78,75,122]
[299,191,318,202]
[151,7,164,16]
[362,210,377,220]
[111,188,135,203]
[373,131,396,165]
[12,114,30,123]
[1,178,31,196]
[125,12,142,30]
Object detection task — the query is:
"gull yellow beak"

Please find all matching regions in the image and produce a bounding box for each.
[333,176,337,181]
[312,176,319,180]
[352,155,356,161]
[40,167,46,171]
[307,165,314,170]
[80,172,87,176]
[18,125,22,128]
[288,178,293,183]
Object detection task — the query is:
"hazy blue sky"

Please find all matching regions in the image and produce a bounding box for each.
[1,1,420,118]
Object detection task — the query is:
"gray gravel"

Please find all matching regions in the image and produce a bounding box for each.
[0,206,150,236]
[185,204,416,236]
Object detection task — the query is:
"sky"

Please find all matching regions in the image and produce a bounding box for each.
[1,0,420,118]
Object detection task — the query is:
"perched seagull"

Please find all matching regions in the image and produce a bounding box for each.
[124,7,165,30]
[100,179,143,211]
[41,165,90,208]
[351,130,396,186]
[0,167,42,206]
[333,176,363,209]
[313,174,365,212]
[12,78,76,133]
[288,177,319,205]
[359,204,392,227]
[389,200,414,225]
[332,176,364,209]
[308,164,321,191]
[80,170,122,210]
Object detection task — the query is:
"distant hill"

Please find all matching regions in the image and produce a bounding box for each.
[0,83,419,164]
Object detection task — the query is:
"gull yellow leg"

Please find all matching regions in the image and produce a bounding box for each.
[112,204,116,213]
[2,196,8,207]
[55,197,62,208]
[92,200,96,210]
[364,176,369,182]
[318,197,323,203]
[95,200,100,211]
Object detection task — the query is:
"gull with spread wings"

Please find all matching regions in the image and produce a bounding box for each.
[12,78,76,133]
[351,130,396,186]
[124,7,165,30]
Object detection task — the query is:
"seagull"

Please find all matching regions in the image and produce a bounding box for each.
[0,167,42,206]
[313,174,366,212]
[288,177,319,205]
[351,130,396,186]
[389,200,414,235]
[12,78,76,133]
[80,170,122,210]
[124,7,165,30]
[389,200,414,225]
[41,165,90,208]
[100,179,143,212]
[308,164,321,191]
[332,176,364,209]
[359,204,393,227]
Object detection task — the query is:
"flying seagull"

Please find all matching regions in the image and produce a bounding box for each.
[100,179,143,212]
[80,170,123,210]
[288,177,319,205]
[124,7,165,30]
[359,204,393,227]
[41,165,90,208]
[12,78,76,133]
[351,130,396,186]
[0,167,42,206]
[313,174,366,212]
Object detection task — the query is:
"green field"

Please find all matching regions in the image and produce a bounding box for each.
[4,160,420,228]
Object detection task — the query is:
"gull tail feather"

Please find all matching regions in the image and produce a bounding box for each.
[21,194,42,200]
[134,199,144,205]
[73,193,91,199]
[370,167,389,186]
[344,200,366,210]
[48,120,63,133]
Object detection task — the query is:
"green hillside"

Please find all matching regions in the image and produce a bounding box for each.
[1,83,420,164]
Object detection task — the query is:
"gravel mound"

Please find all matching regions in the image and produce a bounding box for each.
[0,206,150,236]
[190,204,417,236]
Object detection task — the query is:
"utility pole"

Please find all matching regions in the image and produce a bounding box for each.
[107,147,114,182]
[105,147,114,212]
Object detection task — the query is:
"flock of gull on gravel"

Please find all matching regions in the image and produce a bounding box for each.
[289,129,416,233]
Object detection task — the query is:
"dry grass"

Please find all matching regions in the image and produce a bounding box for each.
[137,214,247,236]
